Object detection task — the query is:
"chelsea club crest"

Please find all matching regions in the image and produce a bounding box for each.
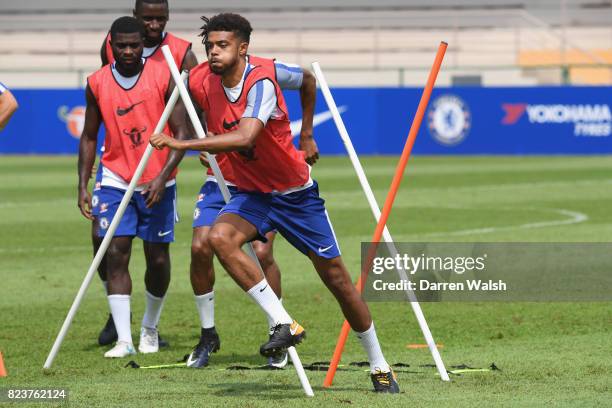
[427,95,471,146]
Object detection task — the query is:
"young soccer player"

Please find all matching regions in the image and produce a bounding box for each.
[150,13,399,392]
[186,44,318,369]
[93,0,198,347]
[78,16,190,358]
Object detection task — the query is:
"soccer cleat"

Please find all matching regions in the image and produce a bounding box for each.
[186,327,221,368]
[267,350,288,369]
[371,369,400,393]
[104,341,136,358]
[138,327,159,354]
[98,314,118,346]
[259,320,305,357]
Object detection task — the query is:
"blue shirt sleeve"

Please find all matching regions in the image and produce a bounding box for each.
[274,61,303,90]
[242,79,277,125]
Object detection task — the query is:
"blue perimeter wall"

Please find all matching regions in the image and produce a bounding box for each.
[1,86,610,155]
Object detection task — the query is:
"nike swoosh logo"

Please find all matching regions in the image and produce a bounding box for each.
[117,100,144,116]
[318,245,334,253]
[223,119,240,130]
[186,353,197,367]
[290,106,348,137]
[259,284,268,293]
[157,230,172,237]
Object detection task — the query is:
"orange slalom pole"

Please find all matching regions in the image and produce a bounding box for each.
[323,41,448,388]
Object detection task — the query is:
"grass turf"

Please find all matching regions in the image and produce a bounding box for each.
[0,155,611,407]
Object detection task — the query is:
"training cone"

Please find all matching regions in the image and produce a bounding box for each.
[0,351,7,377]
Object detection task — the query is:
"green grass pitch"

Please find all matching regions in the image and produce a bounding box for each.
[0,155,610,407]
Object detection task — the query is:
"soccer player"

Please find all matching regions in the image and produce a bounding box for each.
[78,16,190,358]
[101,0,198,69]
[94,0,197,347]
[0,82,18,130]
[150,13,399,392]
[187,55,318,369]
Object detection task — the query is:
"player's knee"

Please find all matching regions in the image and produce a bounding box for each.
[191,235,214,261]
[207,225,236,257]
[253,242,273,267]
[147,252,169,274]
[106,243,130,267]
[322,259,353,293]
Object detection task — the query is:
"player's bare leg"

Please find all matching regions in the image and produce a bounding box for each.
[252,232,281,297]
[139,242,171,353]
[186,226,221,368]
[92,219,117,346]
[309,253,398,392]
[252,232,288,367]
[208,213,303,357]
[191,226,215,296]
[104,236,136,358]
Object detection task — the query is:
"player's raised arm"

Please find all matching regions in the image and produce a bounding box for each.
[77,85,102,220]
[275,61,318,164]
[297,69,318,164]
[150,117,262,153]
[150,77,278,152]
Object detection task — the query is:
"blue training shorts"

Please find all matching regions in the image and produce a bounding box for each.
[96,184,178,243]
[192,180,238,228]
[218,180,341,259]
[91,163,104,217]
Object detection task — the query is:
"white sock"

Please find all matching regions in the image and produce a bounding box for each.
[355,322,390,373]
[266,298,282,330]
[247,280,292,326]
[141,291,165,329]
[108,294,132,344]
[102,280,108,294]
[195,291,215,329]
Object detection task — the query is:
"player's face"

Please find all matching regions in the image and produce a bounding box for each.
[206,31,248,75]
[111,32,144,72]
[134,3,169,45]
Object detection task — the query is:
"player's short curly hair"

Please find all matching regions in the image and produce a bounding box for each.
[110,16,145,41]
[199,13,253,46]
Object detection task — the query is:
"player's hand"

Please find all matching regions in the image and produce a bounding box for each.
[299,133,319,165]
[142,176,166,208]
[199,152,210,168]
[150,133,176,150]
[78,187,94,220]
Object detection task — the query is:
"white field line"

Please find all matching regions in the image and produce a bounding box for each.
[0,208,588,255]
[419,207,588,238]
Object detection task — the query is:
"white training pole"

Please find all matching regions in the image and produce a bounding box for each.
[312,62,450,381]
[162,46,314,397]
[43,71,188,370]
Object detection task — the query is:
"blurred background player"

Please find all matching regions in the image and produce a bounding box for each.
[186,44,318,368]
[78,16,190,358]
[0,82,18,131]
[94,0,198,348]
[151,13,399,393]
